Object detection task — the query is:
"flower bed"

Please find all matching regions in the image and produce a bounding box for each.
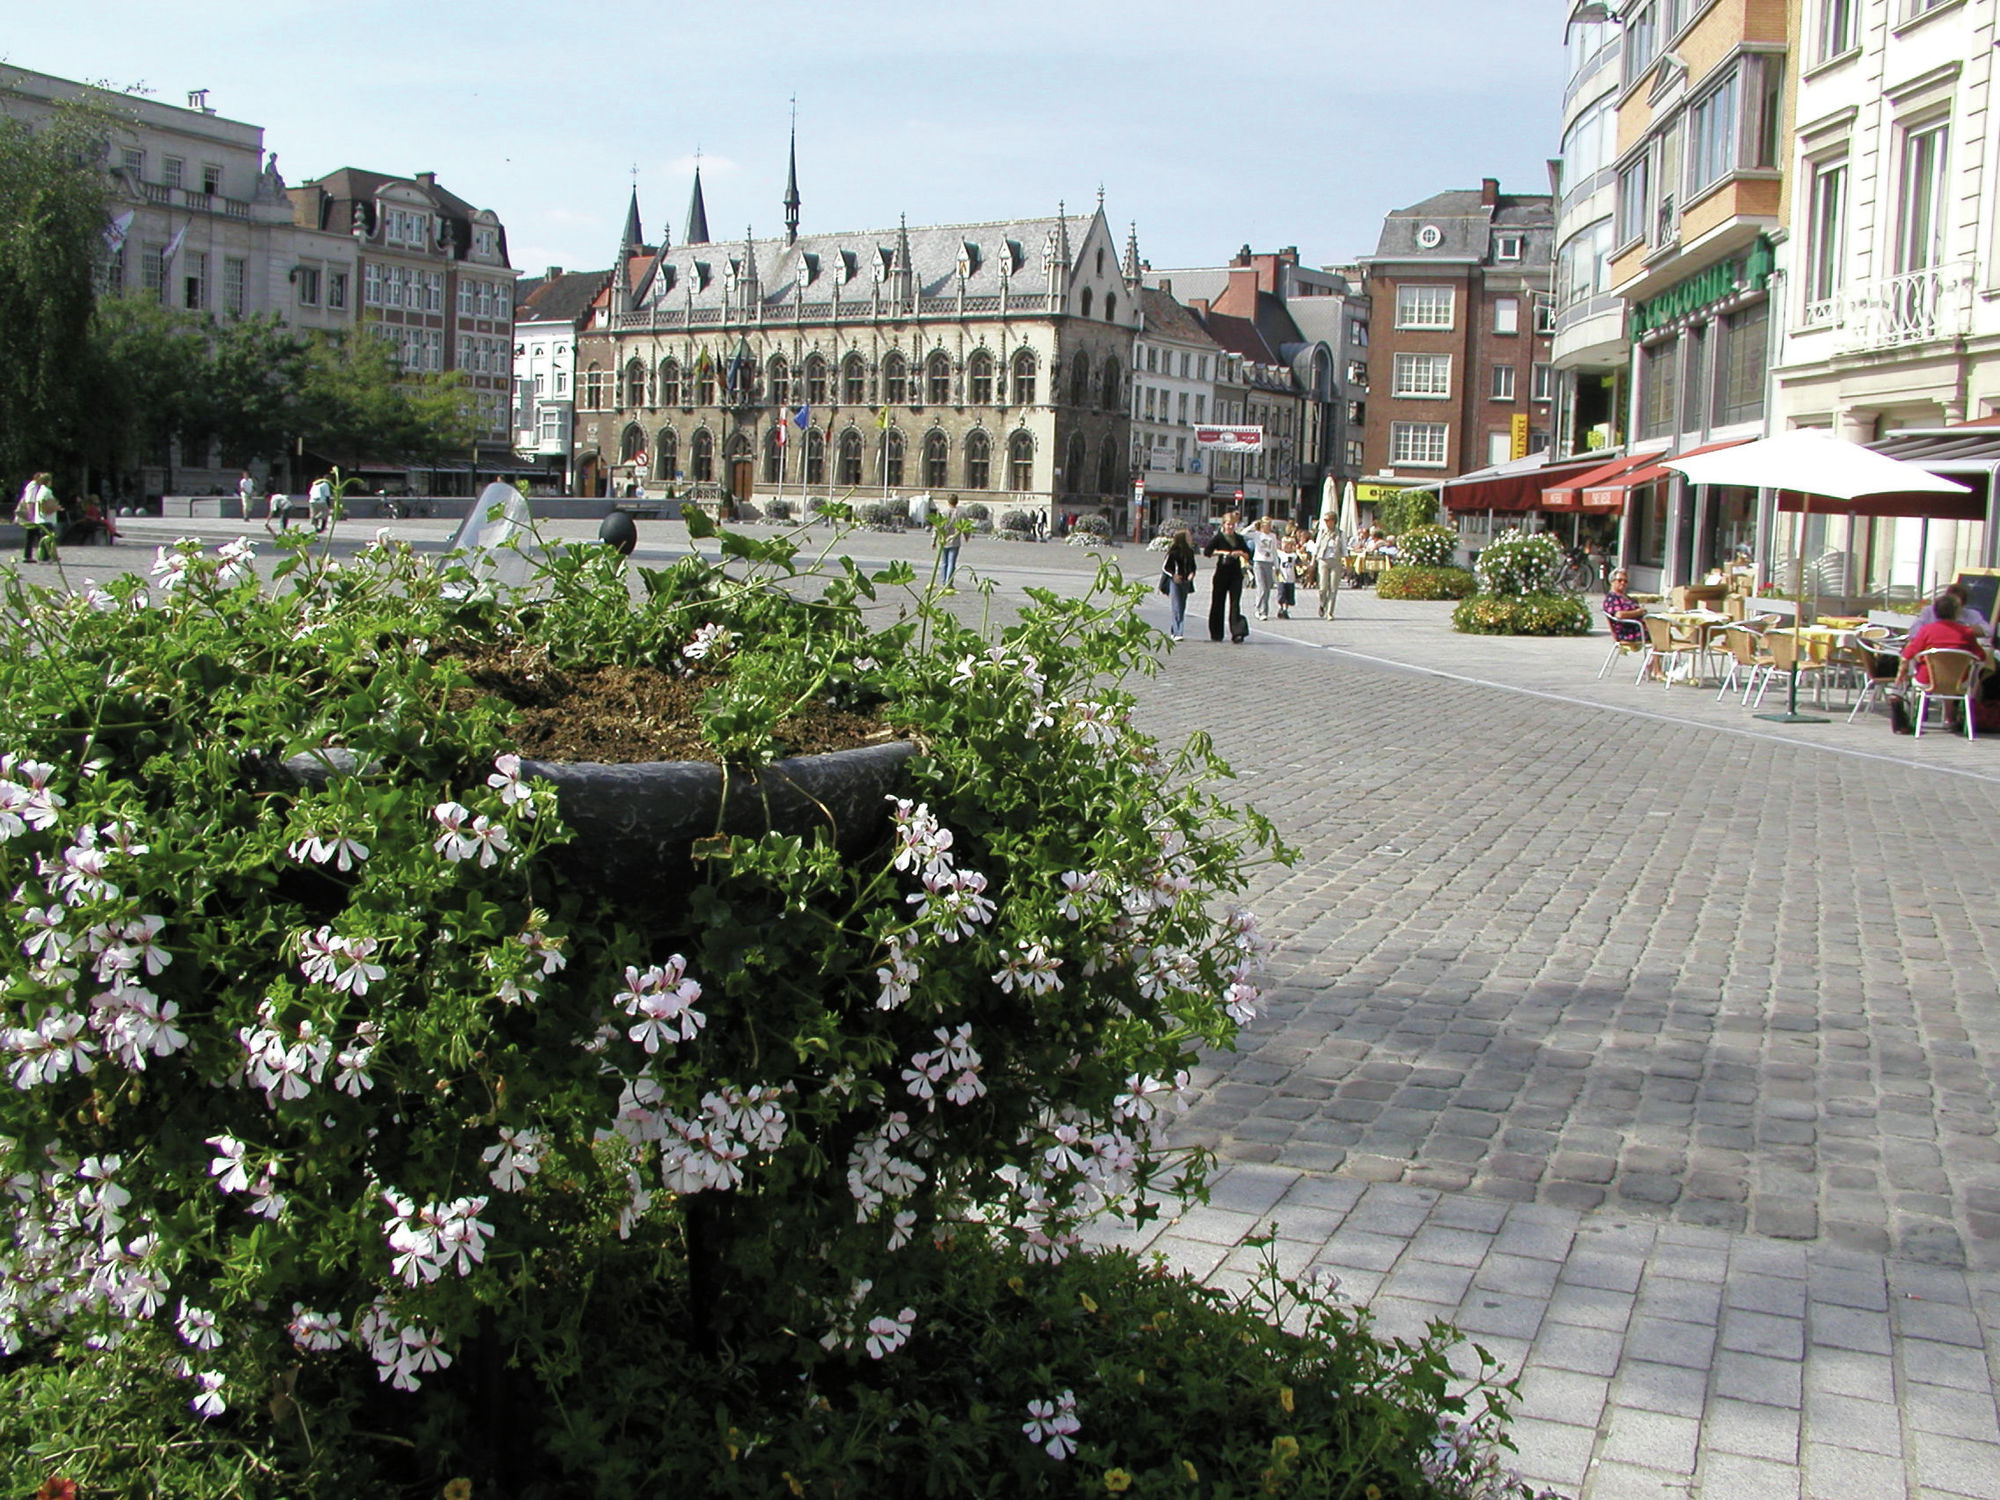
[0,514,1537,1497]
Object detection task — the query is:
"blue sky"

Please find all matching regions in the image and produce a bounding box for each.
[10,0,1567,276]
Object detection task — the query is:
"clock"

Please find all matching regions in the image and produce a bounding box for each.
[1416,224,1444,250]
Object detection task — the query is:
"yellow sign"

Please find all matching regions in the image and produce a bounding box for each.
[1354,483,1401,503]
[1510,413,1530,460]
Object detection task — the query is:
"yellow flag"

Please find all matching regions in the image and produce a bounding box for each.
[877,405,891,430]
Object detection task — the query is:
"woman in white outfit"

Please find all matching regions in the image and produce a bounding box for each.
[1250,518,1279,620]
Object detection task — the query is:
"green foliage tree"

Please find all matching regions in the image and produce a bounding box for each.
[1373,488,1439,537]
[0,109,109,482]
[204,313,311,470]
[297,330,478,467]
[85,296,213,486]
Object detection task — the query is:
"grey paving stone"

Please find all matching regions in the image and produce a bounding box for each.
[1697,1450,1803,1500]
[1803,1390,1905,1457]
[1611,1359,1710,1420]
[1596,1407,1700,1473]
[1801,1443,1910,1500]
[1714,1350,1806,1409]
[1912,1431,2000,1500]
[1706,1397,1803,1464]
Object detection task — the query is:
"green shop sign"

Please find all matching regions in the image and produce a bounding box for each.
[1629,235,1775,337]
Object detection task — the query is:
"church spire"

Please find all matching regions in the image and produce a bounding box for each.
[620,185,644,254]
[1124,221,1141,284]
[783,106,801,245]
[684,159,711,246]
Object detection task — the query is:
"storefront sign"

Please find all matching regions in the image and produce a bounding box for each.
[1629,235,1776,337]
[1194,425,1264,452]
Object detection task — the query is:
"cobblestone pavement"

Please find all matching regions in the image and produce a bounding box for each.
[49,518,2000,1498]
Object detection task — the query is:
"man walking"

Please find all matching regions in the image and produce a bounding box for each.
[936,495,964,590]
[17,472,58,562]
[1314,513,1346,619]
[237,470,257,522]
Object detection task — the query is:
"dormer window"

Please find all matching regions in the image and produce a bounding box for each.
[876,246,895,281]
[1495,235,1523,261]
[958,242,980,278]
[838,249,857,283]
[382,207,431,247]
[694,262,712,290]
[1004,240,1024,273]
[801,252,819,284]
[474,227,498,259]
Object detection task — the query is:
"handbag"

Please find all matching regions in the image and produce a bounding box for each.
[1158,571,1172,595]
[1889,694,1914,735]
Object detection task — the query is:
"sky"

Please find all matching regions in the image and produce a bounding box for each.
[8,0,1569,278]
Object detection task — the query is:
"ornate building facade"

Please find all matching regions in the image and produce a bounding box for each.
[573,160,1135,520]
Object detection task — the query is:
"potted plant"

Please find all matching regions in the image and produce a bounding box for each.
[0,511,1536,1496]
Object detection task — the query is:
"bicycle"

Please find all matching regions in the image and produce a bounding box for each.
[1554,548,1601,595]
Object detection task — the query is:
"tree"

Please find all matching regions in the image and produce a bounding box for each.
[86,295,213,489]
[204,313,311,472]
[296,330,478,469]
[0,107,111,484]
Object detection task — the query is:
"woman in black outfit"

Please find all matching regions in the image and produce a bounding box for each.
[1204,513,1252,642]
[1163,529,1198,640]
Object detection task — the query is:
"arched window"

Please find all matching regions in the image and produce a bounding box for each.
[655,427,678,482]
[1105,292,1117,323]
[964,429,991,489]
[728,431,752,465]
[1070,351,1090,406]
[926,352,951,406]
[969,350,994,404]
[1095,248,1105,276]
[923,430,949,488]
[690,428,714,482]
[1097,441,1121,496]
[804,354,828,406]
[1100,356,1122,412]
[884,428,906,488]
[768,356,791,410]
[1011,349,1037,406]
[764,425,784,483]
[620,423,646,462]
[584,362,604,409]
[1065,433,1088,495]
[624,357,648,409]
[696,358,716,407]
[883,352,908,406]
[837,428,864,486]
[1008,431,1034,491]
[659,358,681,408]
[805,427,826,486]
[842,353,866,406]
[1080,287,1093,319]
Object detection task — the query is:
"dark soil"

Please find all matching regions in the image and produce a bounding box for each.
[443,643,896,765]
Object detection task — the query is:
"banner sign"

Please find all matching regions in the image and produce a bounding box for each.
[1194,425,1264,453]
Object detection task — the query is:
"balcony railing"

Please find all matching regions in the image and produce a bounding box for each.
[1801,262,1974,353]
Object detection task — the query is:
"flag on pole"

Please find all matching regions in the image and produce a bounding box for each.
[102,211,135,254]
[877,405,891,431]
[163,224,189,264]
[793,403,811,432]
[776,408,789,446]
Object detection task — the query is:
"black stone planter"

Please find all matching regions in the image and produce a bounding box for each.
[275,739,919,895]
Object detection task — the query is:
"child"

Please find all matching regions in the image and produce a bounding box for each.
[1276,534,1299,620]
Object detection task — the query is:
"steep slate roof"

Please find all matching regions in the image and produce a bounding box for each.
[518,269,611,326]
[1369,187,1554,263]
[291,166,510,264]
[1136,285,1222,349]
[629,212,1096,313]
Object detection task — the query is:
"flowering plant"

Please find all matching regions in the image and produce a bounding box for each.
[1472,528,1564,596]
[0,512,1286,1489]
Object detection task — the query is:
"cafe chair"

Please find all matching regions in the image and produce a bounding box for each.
[1596,629,1647,681]
[1844,636,1903,723]
[1635,615,1702,687]
[1751,629,1828,710]
[1714,624,1774,704]
[1911,648,1982,740]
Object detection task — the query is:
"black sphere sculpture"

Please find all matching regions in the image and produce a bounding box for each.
[598,510,638,556]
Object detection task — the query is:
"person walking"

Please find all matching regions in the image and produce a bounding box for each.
[936,494,963,590]
[1162,527,1198,640]
[1275,532,1299,619]
[1249,517,1279,620]
[1204,512,1252,642]
[17,473,58,562]
[1313,513,1346,619]
[237,470,258,522]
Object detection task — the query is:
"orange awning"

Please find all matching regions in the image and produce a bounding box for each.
[1540,453,1651,512]
[1574,438,1756,510]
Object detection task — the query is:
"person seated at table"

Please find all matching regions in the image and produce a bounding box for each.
[1911,583,1991,639]
[1602,568,1645,644]
[1900,591,1989,688]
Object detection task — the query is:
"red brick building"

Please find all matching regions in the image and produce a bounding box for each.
[1357,179,1555,487]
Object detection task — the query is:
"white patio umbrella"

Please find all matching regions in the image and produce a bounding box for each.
[1659,429,1971,723]
[1338,481,1363,544]
[1319,474,1338,523]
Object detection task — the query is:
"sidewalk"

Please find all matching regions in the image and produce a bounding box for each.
[1104,580,2000,1500]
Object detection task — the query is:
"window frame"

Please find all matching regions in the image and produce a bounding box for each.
[1493,297,1521,336]
[965,429,991,489]
[1388,420,1449,467]
[1490,365,1517,402]
[1391,352,1452,399]
[1394,284,1455,330]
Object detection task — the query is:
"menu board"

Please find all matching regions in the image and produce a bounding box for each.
[1958,569,2000,624]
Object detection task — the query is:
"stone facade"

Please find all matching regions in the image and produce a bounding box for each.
[572,198,1135,523]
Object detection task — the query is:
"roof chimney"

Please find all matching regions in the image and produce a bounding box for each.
[1158,278,1172,296]
[1231,245,1253,267]
[416,171,437,189]
[546,265,563,280]
[1480,177,1499,207]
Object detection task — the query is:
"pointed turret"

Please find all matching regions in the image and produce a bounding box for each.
[783,126,801,245]
[1047,201,1072,312]
[684,166,711,246]
[738,225,761,312]
[892,213,915,311]
[1124,222,1141,284]
[620,188,644,254]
